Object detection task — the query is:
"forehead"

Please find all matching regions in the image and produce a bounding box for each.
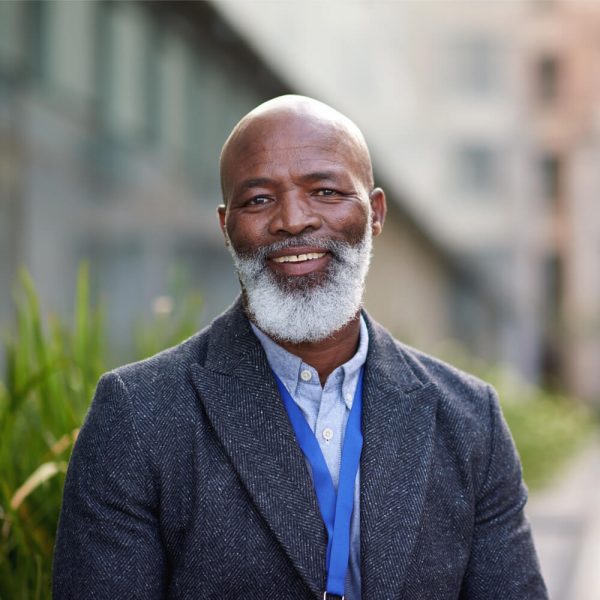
[223,114,368,190]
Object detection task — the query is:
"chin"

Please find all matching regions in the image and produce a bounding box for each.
[272,271,329,293]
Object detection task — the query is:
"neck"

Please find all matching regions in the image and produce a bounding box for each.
[274,315,362,386]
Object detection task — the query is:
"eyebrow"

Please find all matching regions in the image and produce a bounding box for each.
[233,170,349,197]
[238,171,344,188]
[237,177,275,191]
[298,171,345,184]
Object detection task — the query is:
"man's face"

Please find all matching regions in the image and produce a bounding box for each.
[218,110,385,342]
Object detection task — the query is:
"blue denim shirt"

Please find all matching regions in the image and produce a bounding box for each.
[251,317,368,600]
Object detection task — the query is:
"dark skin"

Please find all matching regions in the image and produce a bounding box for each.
[219,96,387,384]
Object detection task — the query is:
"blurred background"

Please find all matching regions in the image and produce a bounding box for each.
[0,1,599,598]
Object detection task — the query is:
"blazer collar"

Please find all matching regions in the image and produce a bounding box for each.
[190,298,439,598]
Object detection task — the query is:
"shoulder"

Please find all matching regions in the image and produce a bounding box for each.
[399,341,493,409]
[111,331,207,398]
[366,315,494,409]
[399,340,500,443]
[95,298,246,424]
[366,317,520,496]
[112,299,242,391]
[365,315,502,455]
[406,342,498,439]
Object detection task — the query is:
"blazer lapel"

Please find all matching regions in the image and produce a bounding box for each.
[360,317,439,599]
[190,301,326,598]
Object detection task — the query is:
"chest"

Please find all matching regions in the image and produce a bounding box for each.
[152,409,475,600]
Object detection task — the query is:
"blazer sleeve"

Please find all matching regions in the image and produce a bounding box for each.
[460,385,548,600]
[53,372,167,599]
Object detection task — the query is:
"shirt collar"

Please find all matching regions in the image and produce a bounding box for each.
[250,315,369,409]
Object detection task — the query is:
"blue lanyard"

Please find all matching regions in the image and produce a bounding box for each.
[273,368,364,597]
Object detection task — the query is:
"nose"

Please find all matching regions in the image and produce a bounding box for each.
[268,192,322,237]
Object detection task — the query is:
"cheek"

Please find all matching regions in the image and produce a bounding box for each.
[225,216,270,254]
[327,206,370,245]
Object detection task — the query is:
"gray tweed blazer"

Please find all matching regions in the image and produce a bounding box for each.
[53,298,547,599]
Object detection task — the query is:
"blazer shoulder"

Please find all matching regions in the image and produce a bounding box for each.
[365,314,500,452]
[111,329,207,396]
[367,315,492,407]
[366,312,498,437]
[98,300,244,423]
[386,335,520,497]
[399,341,491,398]
[111,300,242,392]
[400,339,495,415]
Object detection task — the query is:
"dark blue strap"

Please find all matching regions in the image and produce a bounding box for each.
[273,369,363,597]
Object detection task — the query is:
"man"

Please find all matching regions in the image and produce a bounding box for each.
[54,96,548,599]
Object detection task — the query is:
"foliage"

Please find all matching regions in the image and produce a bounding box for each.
[435,342,596,491]
[486,368,596,491]
[0,266,201,599]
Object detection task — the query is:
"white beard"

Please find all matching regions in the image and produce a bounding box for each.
[226,218,373,343]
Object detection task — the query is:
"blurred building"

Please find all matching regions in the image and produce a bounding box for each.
[215,0,600,402]
[524,2,600,403]
[0,0,284,360]
[0,1,492,365]
[1,1,597,401]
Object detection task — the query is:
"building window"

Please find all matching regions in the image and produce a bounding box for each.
[453,144,500,197]
[536,55,560,104]
[157,29,189,157]
[45,0,96,99]
[183,45,262,199]
[540,253,563,386]
[0,1,26,71]
[99,2,150,141]
[545,254,562,314]
[445,34,503,97]
[539,154,562,204]
[26,0,48,81]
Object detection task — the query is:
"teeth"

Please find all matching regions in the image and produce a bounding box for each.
[273,252,326,263]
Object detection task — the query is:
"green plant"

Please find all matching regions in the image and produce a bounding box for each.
[0,265,103,598]
[486,368,596,491]
[0,266,202,599]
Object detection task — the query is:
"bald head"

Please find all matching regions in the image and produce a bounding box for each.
[219,95,374,203]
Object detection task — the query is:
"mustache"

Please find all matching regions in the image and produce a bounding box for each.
[236,236,352,262]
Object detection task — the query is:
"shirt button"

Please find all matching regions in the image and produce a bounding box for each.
[345,393,352,402]
[300,369,312,382]
[322,427,334,442]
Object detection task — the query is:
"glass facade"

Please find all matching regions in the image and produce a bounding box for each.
[444,33,505,98]
[0,0,287,355]
[45,0,96,100]
[453,143,501,198]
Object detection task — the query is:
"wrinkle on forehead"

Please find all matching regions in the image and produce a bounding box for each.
[220,95,374,201]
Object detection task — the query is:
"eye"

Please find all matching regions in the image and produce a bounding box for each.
[246,195,272,206]
[314,188,338,197]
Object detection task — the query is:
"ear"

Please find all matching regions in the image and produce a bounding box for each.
[217,205,229,244]
[369,188,387,237]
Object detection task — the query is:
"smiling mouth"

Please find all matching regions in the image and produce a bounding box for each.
[272,252,327,264]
